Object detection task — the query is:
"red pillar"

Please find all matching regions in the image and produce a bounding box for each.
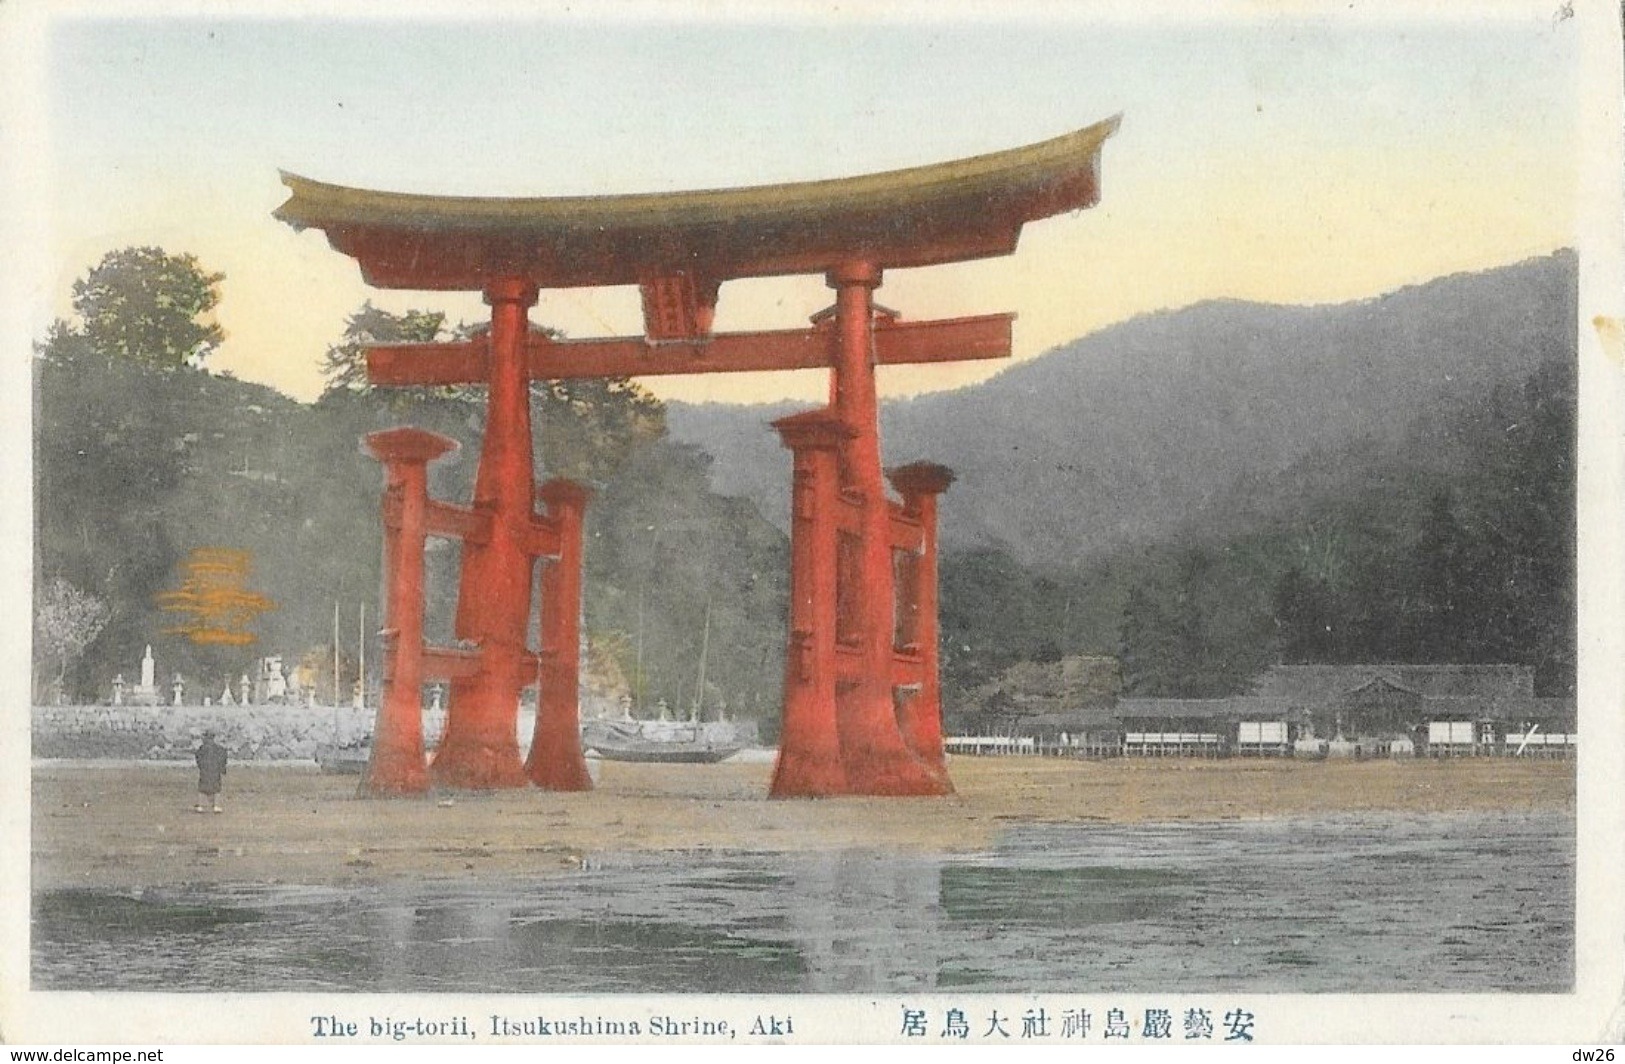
[770,410,852,798]
[889,462,955,780]
[436,277,538,789]
[526,478,594,790]
[361,428,457,796]
[826,261,947,796]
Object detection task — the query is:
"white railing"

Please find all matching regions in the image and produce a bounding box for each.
[944,735,1121,758]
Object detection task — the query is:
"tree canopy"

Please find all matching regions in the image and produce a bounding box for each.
[33,578,110,703]
[320,303,451,395]
[68,247,225,368]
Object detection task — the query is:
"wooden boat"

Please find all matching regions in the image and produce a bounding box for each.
[316,742,370,774]
[581,721,741,764]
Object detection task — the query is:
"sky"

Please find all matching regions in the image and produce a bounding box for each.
[20,2,1584,404]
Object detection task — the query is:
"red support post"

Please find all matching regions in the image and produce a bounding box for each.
[826,262,948,796]
[361,428,458,796]
[526,478,594,790]
[435,277,539,789]
[889,462,955,781]
[770,410,852,797]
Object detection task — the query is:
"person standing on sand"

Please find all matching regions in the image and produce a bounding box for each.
[194,731,228,813]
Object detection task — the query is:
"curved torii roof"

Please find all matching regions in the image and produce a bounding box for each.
[274,116,1119,292]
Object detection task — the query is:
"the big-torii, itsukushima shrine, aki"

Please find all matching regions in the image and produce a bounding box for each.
[274,115,1118,798]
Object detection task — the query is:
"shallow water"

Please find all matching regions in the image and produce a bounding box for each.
[33,809,1573,993]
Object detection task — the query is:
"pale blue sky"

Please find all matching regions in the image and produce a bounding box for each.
[41,7,1579,402]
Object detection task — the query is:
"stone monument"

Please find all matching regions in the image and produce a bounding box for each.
[129,646,162,706]
[264,657,288,703]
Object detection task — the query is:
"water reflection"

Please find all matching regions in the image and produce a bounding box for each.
[788,851,941,992]
[34,810,1574,994]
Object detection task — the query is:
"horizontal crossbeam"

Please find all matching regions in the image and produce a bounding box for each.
[421,645,482,681]
[422,645,554,682]
[387,497,561,556]
[521,520,562,560]
[829,492,926,552]
[366,313,1013,386]
[424,500,490,545]
[831,648,926,687]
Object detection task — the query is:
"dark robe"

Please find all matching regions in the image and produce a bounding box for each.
[195,739,228,795]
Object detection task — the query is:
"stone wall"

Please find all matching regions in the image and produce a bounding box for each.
[31,703,760,761]
[32,704,435,761]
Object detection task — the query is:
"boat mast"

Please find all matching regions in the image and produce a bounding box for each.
[358,601,366,710]
[332,600,340,741]
[634,586,645,716]
[693,601,711,723]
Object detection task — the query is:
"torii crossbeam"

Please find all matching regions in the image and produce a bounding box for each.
[276,115,1118,796]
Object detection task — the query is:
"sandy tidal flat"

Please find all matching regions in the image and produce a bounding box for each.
[31,755,1575,891]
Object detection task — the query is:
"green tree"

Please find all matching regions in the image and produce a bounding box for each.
[1405,489,1477,661]
[1271,564,1342,664]
[33,578,110,703]
[1117,548,1262,696]
[35,320,187,695]
[71,247,225,368]
[533,376,666,481]
[1118,579,1184,695]
[1464,362,1576,692]
[939,548,1035,691]
[34,247,230,694]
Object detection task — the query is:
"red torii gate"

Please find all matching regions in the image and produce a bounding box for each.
[275,116,1118,797]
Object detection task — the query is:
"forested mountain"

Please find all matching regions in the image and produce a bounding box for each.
[667,252,1576,563]
[935,348,1575,709]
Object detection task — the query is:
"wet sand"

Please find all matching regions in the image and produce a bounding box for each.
[32,755,1575,891]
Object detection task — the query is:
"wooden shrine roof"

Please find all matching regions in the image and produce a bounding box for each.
[274,116,1119,291]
